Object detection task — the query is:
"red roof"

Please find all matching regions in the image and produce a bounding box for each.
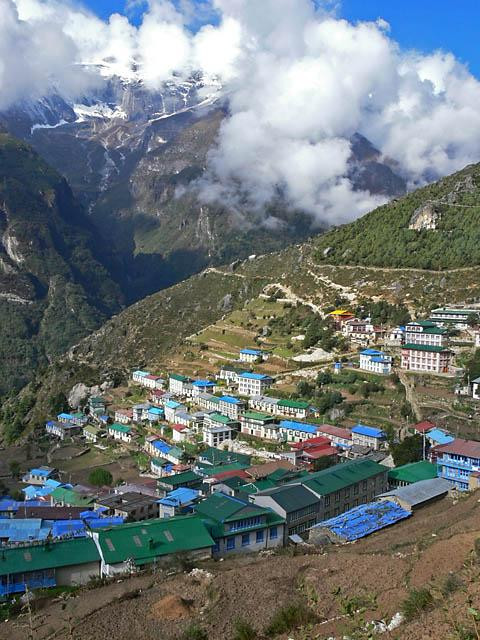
[316,424,352,440]
[145,374,161,380]
[291,435,331,450]
[303,446,338,459]
[212,469,250,481]
[435,438,480,458]
[172,424,187,432]
[150,389,164,397]
[413,420,436,433]
[116,408,133,417]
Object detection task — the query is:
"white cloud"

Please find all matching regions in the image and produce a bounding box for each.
[2,0,480,225]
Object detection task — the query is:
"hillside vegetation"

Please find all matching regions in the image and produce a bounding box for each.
[314,163,480,269]
[0,133,123,395]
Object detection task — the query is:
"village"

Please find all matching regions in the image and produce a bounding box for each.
[2,301,480,607]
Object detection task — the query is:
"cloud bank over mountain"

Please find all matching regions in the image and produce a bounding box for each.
[3,0,480,223]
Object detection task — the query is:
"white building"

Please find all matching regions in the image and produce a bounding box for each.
[108,424,133,443]
[386,327,405,346]
[351,424,386,450]
[218,396,246,419]
[132,370,149,384]
[249,395,280,415]
[401,344,452,373]
[172,424,191,443]
[239,348,269,363]
[404,321,448,347]
[114,409,133,424]
[472,377,480,400]
[476,333,480,348]
[359,349,392,375]
[202,413,239,447]
[168,373,192,395]
[239,412,280,440]
[237,373,273,397]
[197,393,221,413]
[217,366,246,385]
[429,307,479,330]
[164,400,185,423]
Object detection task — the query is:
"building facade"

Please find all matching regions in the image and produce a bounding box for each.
[401,344,451,373]
[237,373,273,396]
[359,349,392,375]
[435,438,480,491]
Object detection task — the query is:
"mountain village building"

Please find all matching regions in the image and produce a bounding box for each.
[237,372,273,396]
[401,344,451,373]
[359,349,392,375]
[404,321,448,346]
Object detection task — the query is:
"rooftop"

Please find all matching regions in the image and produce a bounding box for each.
[413,420,436,433]
[312,500,411,542]
[301,459,387,496]
[241,411,276,422]
[95,516,214,566]
[379,478,451,507]
[0,538,100,577]
[427,429,456,446]
[109,423,131,434]
[402,343,450,353]
[255,483,319,512]
[317,424,352,440]
[238,372,273,381]
[352,424,386,438]
[388,461,438,484]
[435,437,480,458]
[277,399,310,410]
[279,420,318,435]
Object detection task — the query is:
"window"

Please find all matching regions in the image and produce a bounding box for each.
[353,484,359,495]
[256,530,264,543]
[362,480,367,491]
[241,533,250,547]
[335,491,340,502]
[212,542,220,553]
[226,537,236,551]
[270,527,278,540]
[325,496,330,507]
[344,488,350,498]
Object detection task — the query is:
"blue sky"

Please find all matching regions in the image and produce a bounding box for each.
[81,0,480,77]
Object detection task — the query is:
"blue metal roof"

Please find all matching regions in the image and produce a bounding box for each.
[219,395,242,404]
[279,420,318,434]
[0,518,51,542]
[165,400,182,409]
[57,413,74,420]
[152,440,172,454]
[360,349,383,356]
[239,372,271,380]
[148,407,164,415]
[51,520,86,538]
[240,349,263,355]
[158,488,199,507]
[29,468,54,476]
[427,428,455,445]
[352,424,386,438]
[311,500,411,542]
[86,517,124,529]
[193,380,215,387]
[133,370,149,376]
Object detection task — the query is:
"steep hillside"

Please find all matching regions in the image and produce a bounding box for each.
[0,133,123,396]
[314,163,480,269]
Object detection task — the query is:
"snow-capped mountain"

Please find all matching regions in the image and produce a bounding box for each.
[0,70,406,305]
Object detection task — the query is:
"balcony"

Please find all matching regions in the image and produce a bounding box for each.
[439,456,477,471]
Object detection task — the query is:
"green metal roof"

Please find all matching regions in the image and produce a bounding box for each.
[277,399,310,410]
[199,447,251,466]
[151,457,169,467]
[197,462,249,477]
[95,516,214,566]
[158,471,202,487]
[0,538,99,577]
[239,479,277,495]
[170,373,190,382]
[402,343,450,353]
[421,327,448,335]
[109,423,132,433]
[207,412,238,426]
[50,487,95,507]
[388,461,438,484]
[255,483,319,512]
[84,424,101,435]
[267,468,310,483]
[240,411,276,422]
[301,459,386,496]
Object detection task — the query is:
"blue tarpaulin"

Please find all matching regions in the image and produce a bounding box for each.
[310,500,411,543]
